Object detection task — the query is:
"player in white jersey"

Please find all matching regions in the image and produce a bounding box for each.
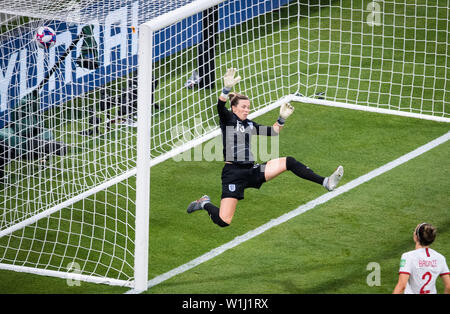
[393,223,450,294]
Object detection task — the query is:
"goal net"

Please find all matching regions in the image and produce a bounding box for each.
[0,0,448,290]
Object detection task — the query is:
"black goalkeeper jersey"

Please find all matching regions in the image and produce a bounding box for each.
[217,99,278,164]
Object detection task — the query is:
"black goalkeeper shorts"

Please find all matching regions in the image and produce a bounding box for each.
[221,162,267,200]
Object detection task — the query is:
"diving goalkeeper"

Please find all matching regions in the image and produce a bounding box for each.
[187,68,344,227]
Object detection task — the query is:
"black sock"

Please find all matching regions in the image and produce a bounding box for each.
[203,203,229,227]
[286,156,324,185]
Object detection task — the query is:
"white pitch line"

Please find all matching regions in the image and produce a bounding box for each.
[126,131,450,294]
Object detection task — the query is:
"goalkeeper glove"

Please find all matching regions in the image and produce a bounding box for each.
[277,103,294,126]
[221,68,241,98]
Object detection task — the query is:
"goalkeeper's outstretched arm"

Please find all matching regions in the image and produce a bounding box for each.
[217,68,294,135]
[219,68,241,102]
[272,102,294,134]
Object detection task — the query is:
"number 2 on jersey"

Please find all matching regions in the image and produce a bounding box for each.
[420,272,432,294]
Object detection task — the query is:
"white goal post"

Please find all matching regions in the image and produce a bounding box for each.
[0,0,448,292]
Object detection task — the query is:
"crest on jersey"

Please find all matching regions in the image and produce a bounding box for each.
[228,184,236,192]
[236,121,252,133]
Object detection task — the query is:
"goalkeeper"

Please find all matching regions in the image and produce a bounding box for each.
[187,68,344,227]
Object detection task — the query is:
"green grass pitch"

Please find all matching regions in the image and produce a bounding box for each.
[1,102,448,294]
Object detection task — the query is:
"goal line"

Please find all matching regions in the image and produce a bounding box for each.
[125,130,450,294]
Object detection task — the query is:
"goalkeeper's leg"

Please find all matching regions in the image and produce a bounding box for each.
[187,195,234,227]
[265,157,343,191]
